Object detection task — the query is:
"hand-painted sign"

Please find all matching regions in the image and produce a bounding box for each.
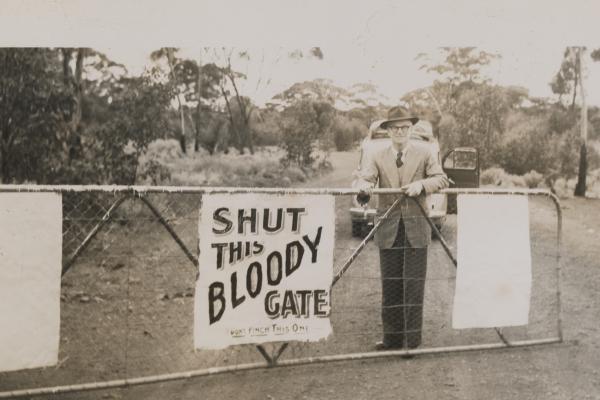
[194,193,334,349]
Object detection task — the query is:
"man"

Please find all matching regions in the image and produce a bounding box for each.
[356,106,448,350]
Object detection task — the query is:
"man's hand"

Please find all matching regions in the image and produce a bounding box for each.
[356,188,372,206]
[402,181,423,197]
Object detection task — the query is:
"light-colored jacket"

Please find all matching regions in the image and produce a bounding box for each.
[355,141,449,248]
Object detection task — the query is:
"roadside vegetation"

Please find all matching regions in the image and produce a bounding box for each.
[1,47,599,197]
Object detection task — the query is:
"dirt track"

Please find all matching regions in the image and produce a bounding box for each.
[4,151,600,400]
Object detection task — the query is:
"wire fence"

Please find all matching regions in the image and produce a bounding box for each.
[0,186,562,398]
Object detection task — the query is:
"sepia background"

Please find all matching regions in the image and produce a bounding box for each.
[0,1,599,399]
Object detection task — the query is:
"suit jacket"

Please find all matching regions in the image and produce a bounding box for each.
[356,141,449,249]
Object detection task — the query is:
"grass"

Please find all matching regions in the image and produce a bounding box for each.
[136,140,327,188]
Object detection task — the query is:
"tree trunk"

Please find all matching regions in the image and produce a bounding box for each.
[220,84,241,152]
[574,47,588,197]
[194,105,201,152]
[0,146,9,183]
[574,144,587,196]
[60,48,85,162]
[226,71,253,154]
[178,108,186,153]
[194,57,203,153]
[166,48,186,154]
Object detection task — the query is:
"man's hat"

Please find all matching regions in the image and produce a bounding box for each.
[380,106,419,129]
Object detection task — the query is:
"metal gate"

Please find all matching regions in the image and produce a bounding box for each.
[0,185,562,398]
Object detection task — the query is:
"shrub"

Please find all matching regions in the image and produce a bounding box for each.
[588,168,600,198]
[162,146,320,188]
[552,178,572,198]
[522,170,544,188]
[279,100,334,167]
[480,167,526,188]
[500,174,527,188]
[480,167,506,186]
[331,115,364,151]
[136,139,183,184]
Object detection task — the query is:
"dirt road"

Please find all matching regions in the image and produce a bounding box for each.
[7,151,600,400]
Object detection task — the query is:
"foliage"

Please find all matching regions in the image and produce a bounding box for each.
[4,46,600,191]
[406,48,528,167]
[418,48,500,84]
[480,167,526,188]
[252,109,283,146]
[272,79,351,108]
[136,139,182,184]
[330,115,364,151]
[0,48,76,183]
[523,170,544,188]
[550,47,584,108]
[77,74,174,184]
[279,100,335,167]
[141,144,317,188]
[480,167,507,186]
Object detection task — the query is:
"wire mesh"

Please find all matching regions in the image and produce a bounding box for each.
[0,187,562,397]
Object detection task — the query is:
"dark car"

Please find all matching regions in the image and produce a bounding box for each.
[350,120,450,238]
[442,147,480,214]
[350,120,480,237]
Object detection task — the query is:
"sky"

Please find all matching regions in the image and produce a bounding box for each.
[2,0,600,106]
[98,44,600,108]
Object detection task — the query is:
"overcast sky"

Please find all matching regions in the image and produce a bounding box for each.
[99,44,600,108]
[3,0,600,106]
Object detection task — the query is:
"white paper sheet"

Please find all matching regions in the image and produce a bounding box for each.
[0,193,63,372]
[194,193,334,349]
[452,194,531,329]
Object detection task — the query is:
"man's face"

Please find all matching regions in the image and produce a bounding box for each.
[386,120,412,147]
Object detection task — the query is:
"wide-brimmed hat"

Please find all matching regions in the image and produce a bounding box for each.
[380,106,419,129]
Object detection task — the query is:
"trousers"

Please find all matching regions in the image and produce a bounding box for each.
[378,218,428,348]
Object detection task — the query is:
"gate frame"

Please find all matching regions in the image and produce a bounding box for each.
[0,185,563,399]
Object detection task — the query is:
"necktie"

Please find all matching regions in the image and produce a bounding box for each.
[396,151,403,168]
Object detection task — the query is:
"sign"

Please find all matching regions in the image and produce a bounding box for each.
[194,193,335,349]
[0,192,62,372]
[452,194,532,329]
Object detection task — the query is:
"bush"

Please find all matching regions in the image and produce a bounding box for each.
[552,178,572,198]
[136,139,183,184]
[163,146,317,188]
[331,115,364,151]
[480,167,506,186]
[522,170,544,188]
[279,100,335,167]
[253,110,282,146]
[480,167,527,188]
[588,168,600,198]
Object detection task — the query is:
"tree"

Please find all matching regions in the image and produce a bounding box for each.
[0,48,71,182]
[272,79,351,108]
[574,47,588,197]
[174,58,226,153]
[216,49,257,153]
[414,48,499,117]
[551,47,584,109]
[409,48,526,167]
[151,47,188,153]
[550,47,590,197]
[279,100,335,167]
[82,73,174,184]
[210,48,327,153]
